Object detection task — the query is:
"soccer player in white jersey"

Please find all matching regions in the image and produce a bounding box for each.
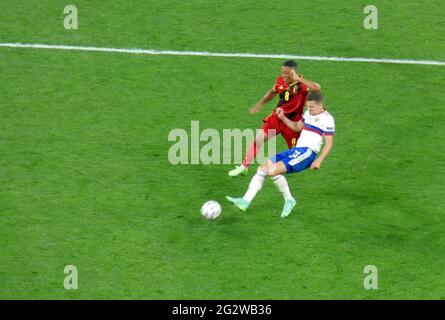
[226,91,335,218]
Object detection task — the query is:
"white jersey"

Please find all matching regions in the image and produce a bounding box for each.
[296,110,335,153]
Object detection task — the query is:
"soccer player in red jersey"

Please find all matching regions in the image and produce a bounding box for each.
[228,60,321,177]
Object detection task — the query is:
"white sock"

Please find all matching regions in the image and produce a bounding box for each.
[272,175,293,201]
[243,169,266,203]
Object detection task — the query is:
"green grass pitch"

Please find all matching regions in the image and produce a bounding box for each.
[0,1,444,299]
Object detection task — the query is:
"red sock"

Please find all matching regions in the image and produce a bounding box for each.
[242,141,259,168]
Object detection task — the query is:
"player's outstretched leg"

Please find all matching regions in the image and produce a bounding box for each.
[226,169,267,210]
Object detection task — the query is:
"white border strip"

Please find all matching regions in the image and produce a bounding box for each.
[1,42,444,66]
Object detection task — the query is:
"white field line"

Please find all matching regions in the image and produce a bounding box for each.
[0,42,444,66]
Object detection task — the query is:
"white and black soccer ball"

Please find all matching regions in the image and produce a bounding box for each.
[200,200,222,220]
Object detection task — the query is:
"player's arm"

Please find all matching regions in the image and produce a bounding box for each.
[311,135,333,170]
[295,75,321,92]
[249,87,277,114]
[275,108,304,132]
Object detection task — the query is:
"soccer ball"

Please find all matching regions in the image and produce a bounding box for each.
[200,200,222,220]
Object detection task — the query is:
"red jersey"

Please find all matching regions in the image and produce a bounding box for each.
[273,76,310,120]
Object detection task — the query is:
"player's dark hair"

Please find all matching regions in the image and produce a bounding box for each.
[307,91,324,104]
[282,60,297,69]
